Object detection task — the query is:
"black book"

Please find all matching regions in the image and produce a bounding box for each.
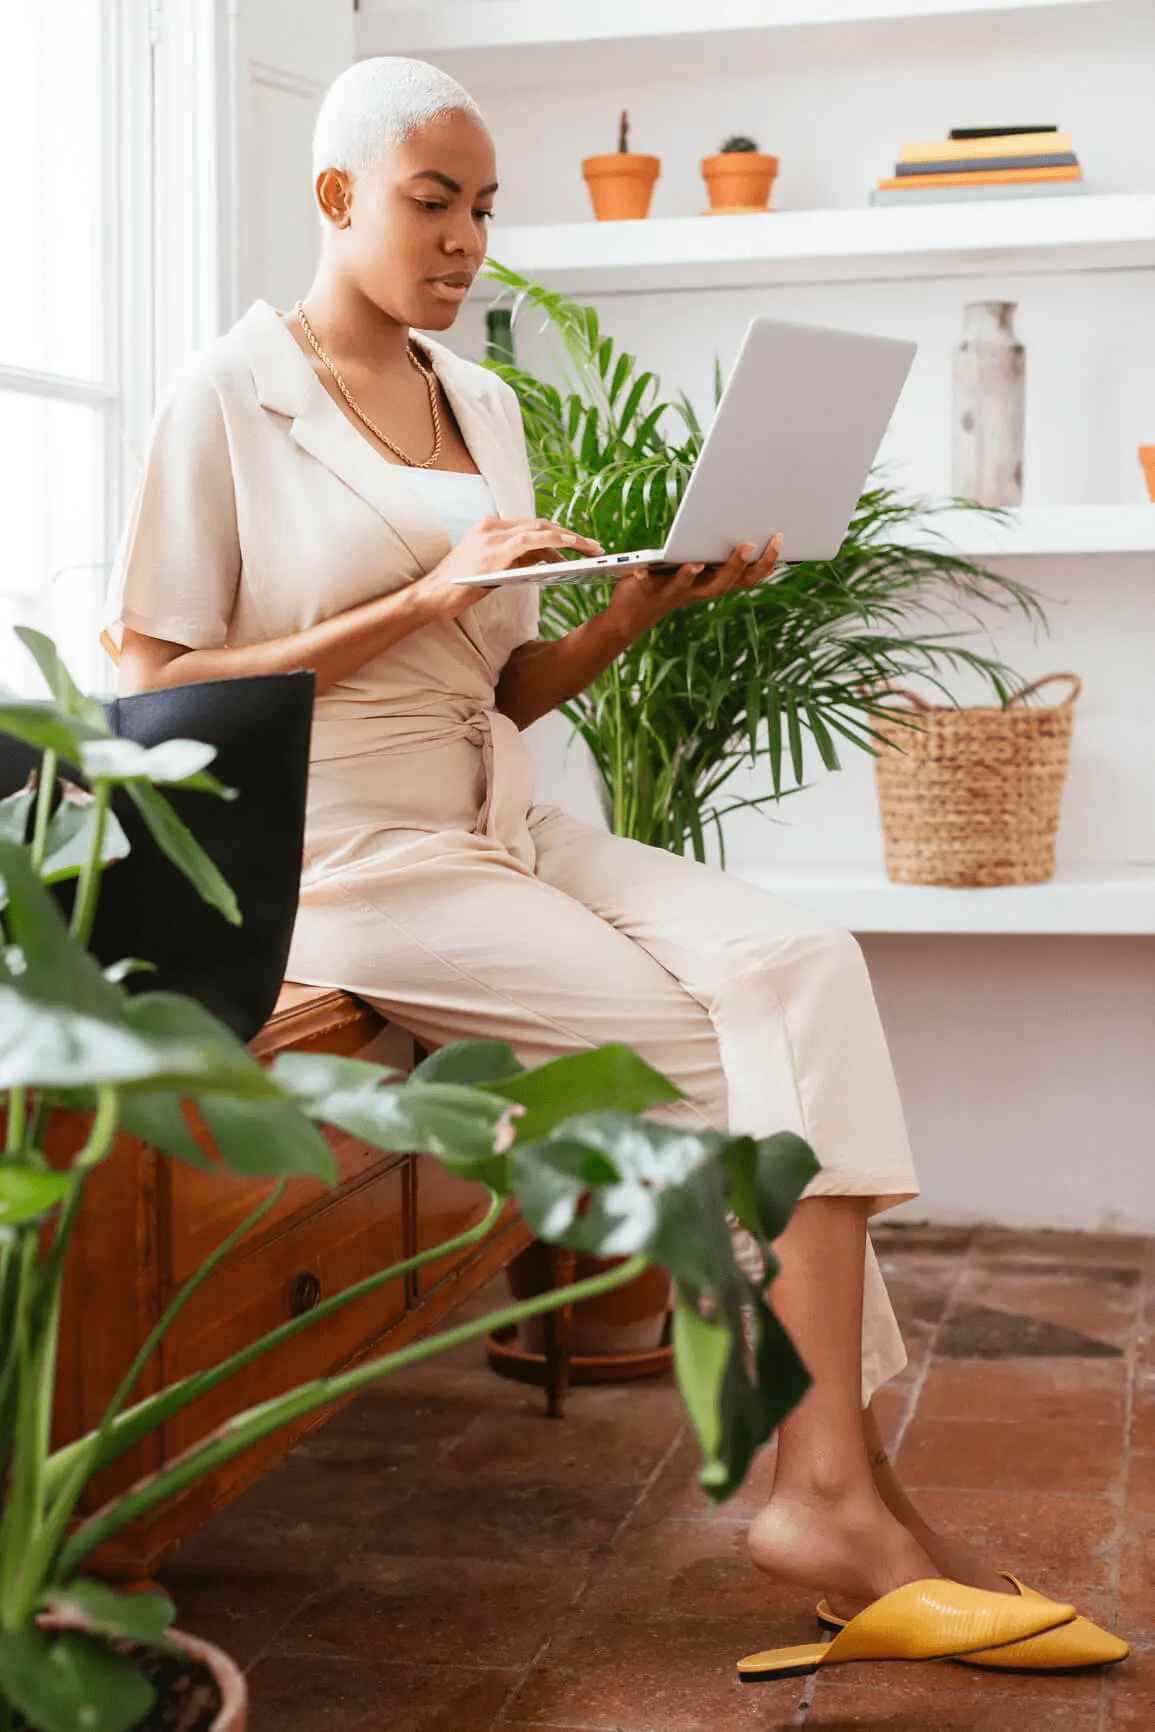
[896,152,1079,177]
[949,126,1060,140]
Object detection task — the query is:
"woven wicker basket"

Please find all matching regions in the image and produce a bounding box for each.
[873,673,1081,887]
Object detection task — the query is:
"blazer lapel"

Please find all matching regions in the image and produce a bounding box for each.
[245,301,451,577]
[289,380,452,575]
[420,337,533,519]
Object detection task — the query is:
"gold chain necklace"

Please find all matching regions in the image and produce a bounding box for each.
[293,301,443,469]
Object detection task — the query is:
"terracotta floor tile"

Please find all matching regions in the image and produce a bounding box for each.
[441,1381,684,1488]
[363,1470,639,1567]
[875,1256,962,1329]
[1131,1382,1155,1451]
[818,1651,1112,1705]
[870,1385,909,1452]
[1117,1515,1155,1645]
[872,1223,980,1258]
[161,1501,383,1578]
[917,1357,1128,1425]
[1105,1647,1155,1728]
[245,1653,518,1732]
[213,1442,417,1528]
[295,1386,485,1467]
[157,1567,308,1669]
[903,1488,1117,1591]
[269,1553,584,1668]
[951,1265,1137,1355]
[807,1669,1104,1730]
[500,1608,805,1729]
[974,1227,1148,1269]
[637,1429,779,1524]
[897,1416,1124,1495]
[580,1516,810,1624]
[1125,1451,1155,1514]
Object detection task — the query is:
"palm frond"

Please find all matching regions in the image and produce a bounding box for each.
[483,262,1045,859]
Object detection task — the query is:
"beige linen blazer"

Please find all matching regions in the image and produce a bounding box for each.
[108,298,539,674]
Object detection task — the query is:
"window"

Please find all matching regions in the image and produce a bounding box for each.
[0,0,118,694]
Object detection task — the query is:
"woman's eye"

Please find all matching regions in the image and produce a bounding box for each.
[417,199,447,212]
[474,209,495,222]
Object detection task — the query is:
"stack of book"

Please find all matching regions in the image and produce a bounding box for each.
[872,126,1083,206]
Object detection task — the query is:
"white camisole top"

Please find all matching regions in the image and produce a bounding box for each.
[400,468,495,548]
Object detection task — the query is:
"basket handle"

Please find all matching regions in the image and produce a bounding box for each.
[1006,673,1083,710]
[872,684,933,713]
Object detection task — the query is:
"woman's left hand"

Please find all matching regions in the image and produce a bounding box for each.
[604,533,784,637]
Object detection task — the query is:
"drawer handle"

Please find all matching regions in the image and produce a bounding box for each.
[290,1270,322,1317]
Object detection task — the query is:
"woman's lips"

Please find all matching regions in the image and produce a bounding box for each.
[428,277,472,302]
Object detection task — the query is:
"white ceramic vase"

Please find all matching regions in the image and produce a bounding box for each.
[951,301,1026,507]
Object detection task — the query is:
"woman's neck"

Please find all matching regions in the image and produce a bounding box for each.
[297,268,411,373]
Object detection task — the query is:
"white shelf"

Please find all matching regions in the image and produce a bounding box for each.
[480,194,1155,296]
[358,0,1110,60]
[903,504,1155,558]
[726,865,1155,934]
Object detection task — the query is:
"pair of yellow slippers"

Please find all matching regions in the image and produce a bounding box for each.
[737,1575,1130,1681]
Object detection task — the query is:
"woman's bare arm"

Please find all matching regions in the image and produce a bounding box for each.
[495,536,782,731]
[116,515,602,697]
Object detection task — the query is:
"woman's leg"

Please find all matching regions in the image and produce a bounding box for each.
[862,1404,1007,1593]
[748,1196,941,1613]
[531,813,1008,1606]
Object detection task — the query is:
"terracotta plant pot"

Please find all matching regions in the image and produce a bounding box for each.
[701,151,779,214]
[37,1613,247,1730]
[507,1242,672,1357]
[582,153,661,221]
[1140,445,1155,501]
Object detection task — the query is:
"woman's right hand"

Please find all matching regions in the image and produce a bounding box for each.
[414,516,603,619]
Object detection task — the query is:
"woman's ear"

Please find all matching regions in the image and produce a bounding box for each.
[315,168,353,228]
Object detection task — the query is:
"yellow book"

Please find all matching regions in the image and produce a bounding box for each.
[900,132,1072,163]
[877,165,1082,190]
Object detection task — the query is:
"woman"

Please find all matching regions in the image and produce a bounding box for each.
[110,57,1115,1669]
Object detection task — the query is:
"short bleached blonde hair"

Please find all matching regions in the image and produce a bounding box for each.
[312,56,487,181]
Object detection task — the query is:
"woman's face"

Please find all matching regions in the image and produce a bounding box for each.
[323,110,498,331]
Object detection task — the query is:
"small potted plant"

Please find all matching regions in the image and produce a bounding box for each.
[702,134,779,214]
[582,110,661,221]
[0,631,816,1732]
[1139,444,1155,500]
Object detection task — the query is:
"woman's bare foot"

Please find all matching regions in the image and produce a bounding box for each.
[747,1485,941,1621]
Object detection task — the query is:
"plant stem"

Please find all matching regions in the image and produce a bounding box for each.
[41,1181,289,1546]
[36,1086,120,1329]
[68,780,109,946]
[58,1253,649,1577]
[4,1090,25,1155]
[29,749,56,873]
[44,1192,506,1496]
[0,1089,120,1621]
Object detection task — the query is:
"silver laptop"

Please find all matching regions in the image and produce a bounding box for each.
[456,316,916,587]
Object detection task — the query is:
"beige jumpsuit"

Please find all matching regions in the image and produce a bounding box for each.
[110,300,918,1402]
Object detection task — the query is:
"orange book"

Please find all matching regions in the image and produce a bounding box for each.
[900,132,1071,163]
[876,165,1082,190]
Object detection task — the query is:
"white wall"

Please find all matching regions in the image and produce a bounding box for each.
[425,1,1155,1231]
[236,0,354,313]
[864,934,1155,1232]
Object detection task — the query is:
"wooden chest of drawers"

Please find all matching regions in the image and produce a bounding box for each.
[53,985,531,1579]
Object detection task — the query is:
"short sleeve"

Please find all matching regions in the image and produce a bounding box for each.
[105,368,241,652]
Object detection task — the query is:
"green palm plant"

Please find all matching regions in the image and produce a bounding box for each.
[484,261,1044,861]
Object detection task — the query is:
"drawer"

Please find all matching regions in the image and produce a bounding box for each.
[414,1155,494,1295]
[162,1163,407,1458]
[168,1125,406,1287]
[168,1007,401,1283]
